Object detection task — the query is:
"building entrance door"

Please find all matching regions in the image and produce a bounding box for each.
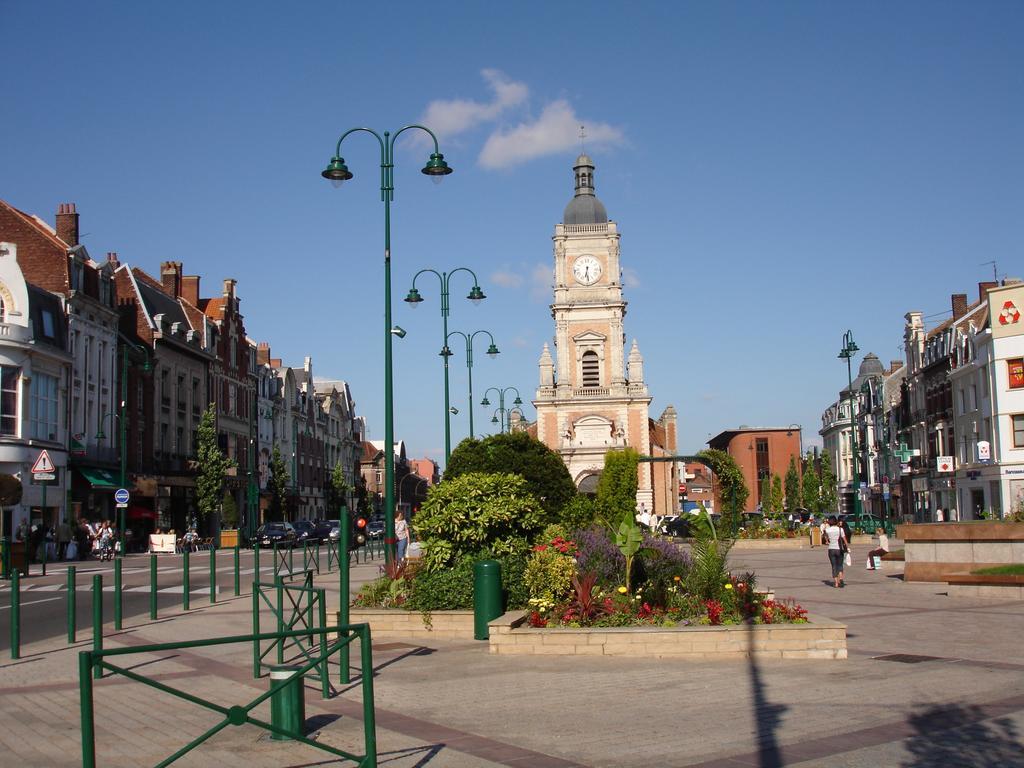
[971,489,985,520]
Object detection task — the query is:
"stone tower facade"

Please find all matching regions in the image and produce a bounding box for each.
[533,155,678,514]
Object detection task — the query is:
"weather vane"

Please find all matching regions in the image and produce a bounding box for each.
[579,124,587,152]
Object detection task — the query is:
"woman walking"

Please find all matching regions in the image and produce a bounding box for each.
[822,516,847,588]
[394,510,410,562]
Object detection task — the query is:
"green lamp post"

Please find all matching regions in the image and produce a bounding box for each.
[405,268,485,463]
[838,330,862,519]
[446,329,499,439]
[321,125,452,564]
[481,386,524,434]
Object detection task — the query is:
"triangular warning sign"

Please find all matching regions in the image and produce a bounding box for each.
[31,449,55,474]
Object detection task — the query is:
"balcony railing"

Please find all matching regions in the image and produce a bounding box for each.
[573,386,609,397]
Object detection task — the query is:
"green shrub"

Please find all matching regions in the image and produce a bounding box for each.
[413,472,546,572]
[524,549,577,602]
[539,523,569,544]
[406,555,476,611]
[559,495,598,530]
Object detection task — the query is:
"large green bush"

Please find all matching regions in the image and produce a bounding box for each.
[445,432,576,518]
[413,472,546,572]
[559,495,598,530]
[595,448,639,529]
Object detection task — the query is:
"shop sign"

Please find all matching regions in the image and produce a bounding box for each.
[1009,358,1024,389]
[977,441,991,462]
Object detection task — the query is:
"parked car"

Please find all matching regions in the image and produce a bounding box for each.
[255,522,297,548]
[328,517,368,549]
[292,519,333,543]
[367,516,385,539]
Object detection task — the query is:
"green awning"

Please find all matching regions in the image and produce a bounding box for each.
[77,468,120,489]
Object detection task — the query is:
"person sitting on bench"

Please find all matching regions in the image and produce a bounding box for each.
[866,528,889,570]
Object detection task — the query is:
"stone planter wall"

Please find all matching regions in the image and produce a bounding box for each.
[345,608,475,640]
[488,610,846,660]
[731,537,809,550]
[898,522,1024,582]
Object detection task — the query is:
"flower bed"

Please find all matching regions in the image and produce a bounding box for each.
[490,610,846,659]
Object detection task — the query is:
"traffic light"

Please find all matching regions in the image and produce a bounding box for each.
[351,515,367,549]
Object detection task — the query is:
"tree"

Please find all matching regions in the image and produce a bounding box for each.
[560,494,598,530]
[221,491,239,528]
[769,474,784,520]
[414,472,546,572]
[195,404,232,525]
[819,453,839,515]
[324,462,350,517]
[801,453,821,515]
[595,448,639,529]
[784,456,801,514]
[267,445,289,521]
[445,431,575,518]
[759,474,773,515]
[696,449,748,533]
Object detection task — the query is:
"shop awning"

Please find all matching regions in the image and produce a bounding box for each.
[77,468,120,489]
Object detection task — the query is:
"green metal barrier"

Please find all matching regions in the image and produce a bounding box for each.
[303,541,320,574]
[182,550,190,611]
[67,566,77,644]
[233,545,240,596]
[272,543,296,577]
[252,574,329,696]
[113,558,123,631]
[78,624,377,768]
[150,554,158,620]
[92,574,102,680]
[325,537,339,572]
[9,570,19,659]
[209,547,216,604]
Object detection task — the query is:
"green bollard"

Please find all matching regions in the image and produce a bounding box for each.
[269,666,305,740]
[318,591,329,699]
[339,506,350,684]
[67,566,77,644]
[79,651,96,768]
[209,547,216,604]
[41,534,47,577]
[233,545,240,596]
[182,550,190,611]
[358,624,378,765]
[10,570,20,659]
[275,574,284,664]
[473,559,502,640]
[113,557,122,631]
[149,554,158,620]
[91,574,102,679]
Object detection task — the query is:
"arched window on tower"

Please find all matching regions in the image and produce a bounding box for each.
[581,351,600,387]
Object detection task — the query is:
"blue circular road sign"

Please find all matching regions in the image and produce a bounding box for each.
[114,488,130,505]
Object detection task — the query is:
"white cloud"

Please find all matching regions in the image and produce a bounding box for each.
[479,100,625,170]
[530,263,552,301]
[621,267,641,288]
[512,336,530,349]
[420,69,528,141]
[490,269,524,288]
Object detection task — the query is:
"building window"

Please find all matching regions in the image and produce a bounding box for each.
[229,384,237,416]
[1009,359,1024,390]
[1,366,19,436]
[581,351,599,387]
[1014,415,1024,448]
[30,372,59,441]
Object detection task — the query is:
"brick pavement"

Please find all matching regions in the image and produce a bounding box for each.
[0,545,1022,767]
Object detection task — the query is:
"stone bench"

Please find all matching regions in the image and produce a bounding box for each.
[944,572,1024,599]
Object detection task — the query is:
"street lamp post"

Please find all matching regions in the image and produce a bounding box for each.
[838,330,862,518]
[482,386,523,434]
[446,329,499,439]
[404,268,486,463]
[321,124,452,564]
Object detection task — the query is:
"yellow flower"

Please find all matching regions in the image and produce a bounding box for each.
[617,586,628,594]
[725,583,734,590]
[673,576,681,582]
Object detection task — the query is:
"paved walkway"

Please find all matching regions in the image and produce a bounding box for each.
[1,544,1022,767]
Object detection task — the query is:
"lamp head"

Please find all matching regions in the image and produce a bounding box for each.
[322,156,353,187]
[491,415,499,424]
[467,285,486,304]
[95,429,106,441]
[404,287,423,307]
[486,343,499,358]
[439,346,453,358]
[480,396,490,407]
[513,396,523,406]
[390,325,407,339]
[421,152,453,183]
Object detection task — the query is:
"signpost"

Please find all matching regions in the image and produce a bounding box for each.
[31,450,56,529]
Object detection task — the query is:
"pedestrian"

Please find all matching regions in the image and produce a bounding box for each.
[394,510,410,562]
[15,519,28,543]
[839,518,853,584]
[97,521,114,561]
[57,518,72,561]
[866,528,890,570]
[76,518,91,560]
[935,508,944,523]
[822,515,847,588]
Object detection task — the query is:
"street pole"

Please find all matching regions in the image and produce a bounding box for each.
[447,330,499,440]
[482,386,523,435]
[405,268,485,463]
[839,330,862,519]
[119,346,127,555]
[322,125,453,565]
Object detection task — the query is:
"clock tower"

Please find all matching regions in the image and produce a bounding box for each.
[533,154,678,514]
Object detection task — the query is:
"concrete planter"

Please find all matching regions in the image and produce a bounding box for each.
[346,608,475,640]
[898,522,1024,582]
[488,610,846,659]
[731,537,809,550]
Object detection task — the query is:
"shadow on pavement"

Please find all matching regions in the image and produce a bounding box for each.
[746,622,788,767]
[900,703,1024,768]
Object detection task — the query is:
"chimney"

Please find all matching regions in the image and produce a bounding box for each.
[256,342,271,365]
[182,275,200,306]
[223,278,236,299]
[890,360,902,374]
[106,252,120,269]
[160,261,182,297]
[951,293,968,321]
[55,203,80,246]
[979,281,998,301]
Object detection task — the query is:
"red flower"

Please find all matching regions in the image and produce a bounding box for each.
[533,544,548,552]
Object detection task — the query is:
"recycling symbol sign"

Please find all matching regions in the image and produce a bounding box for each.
[999,300,1021,326]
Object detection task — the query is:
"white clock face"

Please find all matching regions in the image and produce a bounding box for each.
[572,255,602,285]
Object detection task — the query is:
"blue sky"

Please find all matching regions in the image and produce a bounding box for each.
[3,2,1022,465]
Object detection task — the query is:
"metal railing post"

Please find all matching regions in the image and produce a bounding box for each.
[254,542,260,583]
[182,550,190,611]
[91,574,102,679]
[209,547,216,604]
[275,574,284,665]
[9,570,20,659]
[252,589,261,678]
[79,651,96,768]
[149,554,158,620]
[233,545,240,596]
[67,565,77,644]
[302,540,308,572]
[339,508,350,684]
[113,557,123,631]
[289,544,294,574]
[359,625,378,765]
[317,590,329,699]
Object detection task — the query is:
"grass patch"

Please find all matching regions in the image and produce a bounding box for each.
[972,564,1024,576]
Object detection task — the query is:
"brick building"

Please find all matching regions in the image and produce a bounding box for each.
[706,427,802,513]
